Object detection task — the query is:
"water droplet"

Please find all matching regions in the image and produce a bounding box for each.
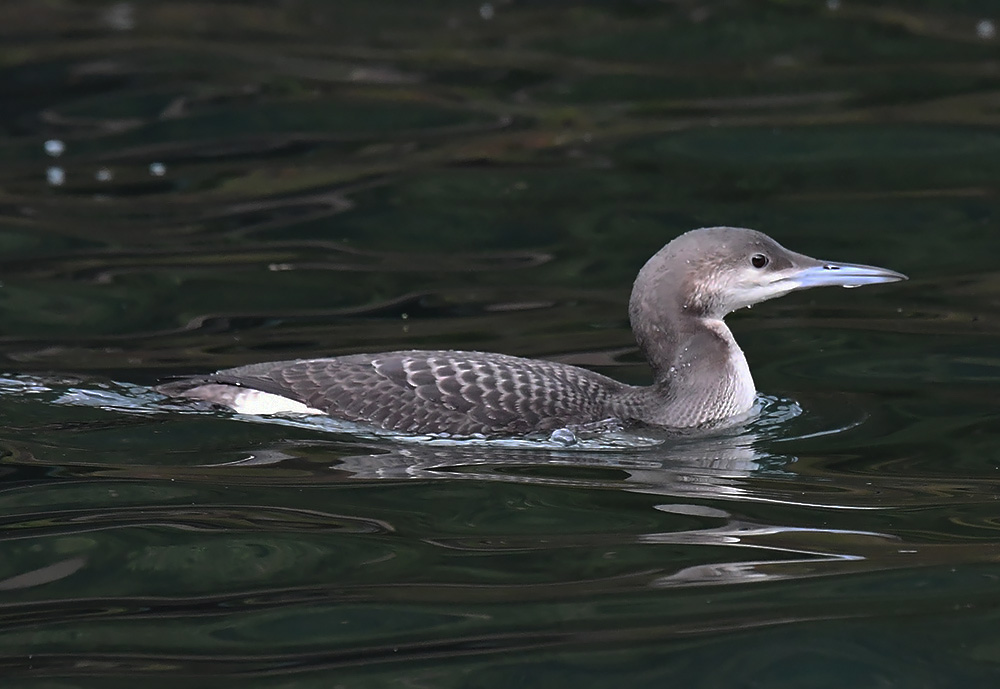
[826,0,840,10]
[46,166,65,186]
[977,19,995,40]
[95,168,113,182]
[149,162,166,176]
[549,428,577,446]
[44,139,65,157]
[479,2,494,20]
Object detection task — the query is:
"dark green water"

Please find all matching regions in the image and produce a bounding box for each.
[2,1,1000,686]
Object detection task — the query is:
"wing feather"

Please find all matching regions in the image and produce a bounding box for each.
[205,350,627,436]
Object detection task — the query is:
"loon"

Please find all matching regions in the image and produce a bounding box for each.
[160,227,906,436]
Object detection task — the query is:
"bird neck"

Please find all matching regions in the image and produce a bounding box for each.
[630,308,757,427]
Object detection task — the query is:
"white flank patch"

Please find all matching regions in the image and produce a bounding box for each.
[221,388,324,416]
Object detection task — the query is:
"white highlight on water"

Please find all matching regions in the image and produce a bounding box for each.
[44,139,65,157]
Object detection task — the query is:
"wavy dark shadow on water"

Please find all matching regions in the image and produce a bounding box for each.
[2,372,1000,683]
[3,375,997,568]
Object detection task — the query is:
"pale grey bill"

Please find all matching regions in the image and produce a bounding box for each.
[789,262,908,289]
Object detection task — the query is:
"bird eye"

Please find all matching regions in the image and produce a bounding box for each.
[751,253,769,269]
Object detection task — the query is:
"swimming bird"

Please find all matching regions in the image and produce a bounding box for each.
[160,227,906,436]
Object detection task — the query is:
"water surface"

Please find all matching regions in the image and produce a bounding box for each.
[1,1,999,686]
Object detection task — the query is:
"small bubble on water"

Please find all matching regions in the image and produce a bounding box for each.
[549,428,577,446]
[479,2,494,20]
[826,0,840,10]
[149,162,166,176]
[46,166,65,186]
[95,168,113,182]
[977,19,996,39]
[44,139,65,157]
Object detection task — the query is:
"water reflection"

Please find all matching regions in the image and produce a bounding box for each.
[0,373,939,594]
[2,368,1000,683]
